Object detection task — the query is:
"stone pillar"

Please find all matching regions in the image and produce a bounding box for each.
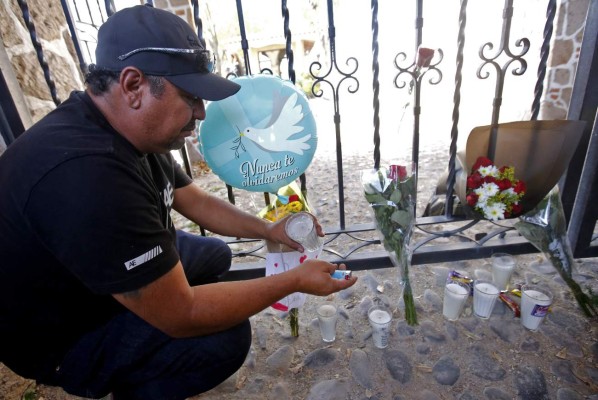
[541,0,590,119]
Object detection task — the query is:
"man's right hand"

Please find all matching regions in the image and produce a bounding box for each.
[289,259,357,296]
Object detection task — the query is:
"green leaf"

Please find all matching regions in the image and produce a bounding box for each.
[391,210,413,229]
[390,188,402,204]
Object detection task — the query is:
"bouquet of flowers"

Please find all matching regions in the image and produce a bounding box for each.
[362,164,418,325]
[465,156,526,220]
[258,182,313,336]
[515,187,598,318]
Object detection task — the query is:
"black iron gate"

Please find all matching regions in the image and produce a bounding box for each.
[1,0,597,280]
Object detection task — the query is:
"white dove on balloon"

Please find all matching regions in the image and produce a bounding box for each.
[240,92,312,155]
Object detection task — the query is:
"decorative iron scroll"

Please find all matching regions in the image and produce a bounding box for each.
[308,0,359,229]
[478,0,530,160]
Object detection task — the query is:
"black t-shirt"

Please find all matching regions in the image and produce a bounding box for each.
[0,91,192,378]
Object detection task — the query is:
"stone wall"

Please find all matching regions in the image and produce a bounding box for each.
[0,0,591,127]
[0,0,84,123]
[542,0,590,119]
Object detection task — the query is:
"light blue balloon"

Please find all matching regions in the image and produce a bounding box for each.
[199,75,317,193]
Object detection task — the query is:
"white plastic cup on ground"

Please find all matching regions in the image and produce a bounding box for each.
[285,212,322,252]
[316,304,338,342]
[521,284,553,331]
[491,253,516,291]
[368,305,392,349]
[443,281,470,321]
[473,279,499,319]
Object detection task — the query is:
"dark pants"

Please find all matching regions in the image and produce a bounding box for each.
[49,231,252,400]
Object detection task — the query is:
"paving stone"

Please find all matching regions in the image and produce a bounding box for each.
[483,387,512,400]
[266,345,294,372]
[420,320,447,343]
[514,365,549,400]
[550,360,579,384]
[424,289,442,311]
[489,318,521,343]
[469,345,507,381]
[307,379,349,400]
[396,320,416,336]
[520,336,541,352]
[445,322,459,340]
[350,349,373,389]
[556,388,584,400]
[432,356,460,385]
[384,350,412,383]
[304,348,337,368]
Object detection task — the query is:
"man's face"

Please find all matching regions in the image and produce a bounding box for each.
[142,78,206,153]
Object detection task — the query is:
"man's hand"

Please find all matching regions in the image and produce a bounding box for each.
[289,260,357,296]
[267,213,325,253]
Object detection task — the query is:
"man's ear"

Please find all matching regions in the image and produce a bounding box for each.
[119,67,145,109]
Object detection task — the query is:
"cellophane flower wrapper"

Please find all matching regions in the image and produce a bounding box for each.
[361,165,418,325]
[515,187,597,318]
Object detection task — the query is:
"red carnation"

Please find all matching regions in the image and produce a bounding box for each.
[514,180,526,194]
[472,156,493,172]
[497,179,512,191]
[288,194,300,203]
[484,176,497,184]
[511,203,523,215]
[466,193,478,206]
[467,173,483,189]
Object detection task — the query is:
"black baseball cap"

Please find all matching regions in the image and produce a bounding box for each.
[95,4,240,101]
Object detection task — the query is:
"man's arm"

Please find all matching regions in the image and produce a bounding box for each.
[113,259,356,338]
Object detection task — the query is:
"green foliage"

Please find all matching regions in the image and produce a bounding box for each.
[362,167,417,325]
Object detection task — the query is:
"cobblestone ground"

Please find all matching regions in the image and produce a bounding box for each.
[3,143,597,400]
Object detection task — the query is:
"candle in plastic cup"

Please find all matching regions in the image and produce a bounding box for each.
[443,281,469,321]
[473,280,499,319]
[285,212,322,252]
[317,304,338,342]
[491,253,515,291]
[521,284,552,331]
[368,305,392,349]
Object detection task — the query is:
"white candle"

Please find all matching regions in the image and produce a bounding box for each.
[473,281,499,319]
[521,288,552,331]
[368,308,392,348]
[443,282,469,320]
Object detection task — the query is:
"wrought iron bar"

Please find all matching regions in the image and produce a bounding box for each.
[104,0,115,17]
[308,0,359,230]
[393,0,443,206]
[444,0,468,218]
[17,0,61,106]
[530,0,556,120]
[235,0,252,76]
[281,0,307,196]
[281,0,295,84]
[191,0,204,47]
[568,109,598,257]
[371,0,381,170]
[60,0,87,73]
[478,0,529,160]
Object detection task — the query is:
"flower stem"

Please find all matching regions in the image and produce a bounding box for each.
[290,307,299,336]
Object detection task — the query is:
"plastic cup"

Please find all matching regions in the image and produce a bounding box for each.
[285,212,322,252]
[520,284,553,331]
[473,279,499,319]
[316,304,338,342]
[443,281,470,321]
[368,305,392,349]
[491,253,516,291]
